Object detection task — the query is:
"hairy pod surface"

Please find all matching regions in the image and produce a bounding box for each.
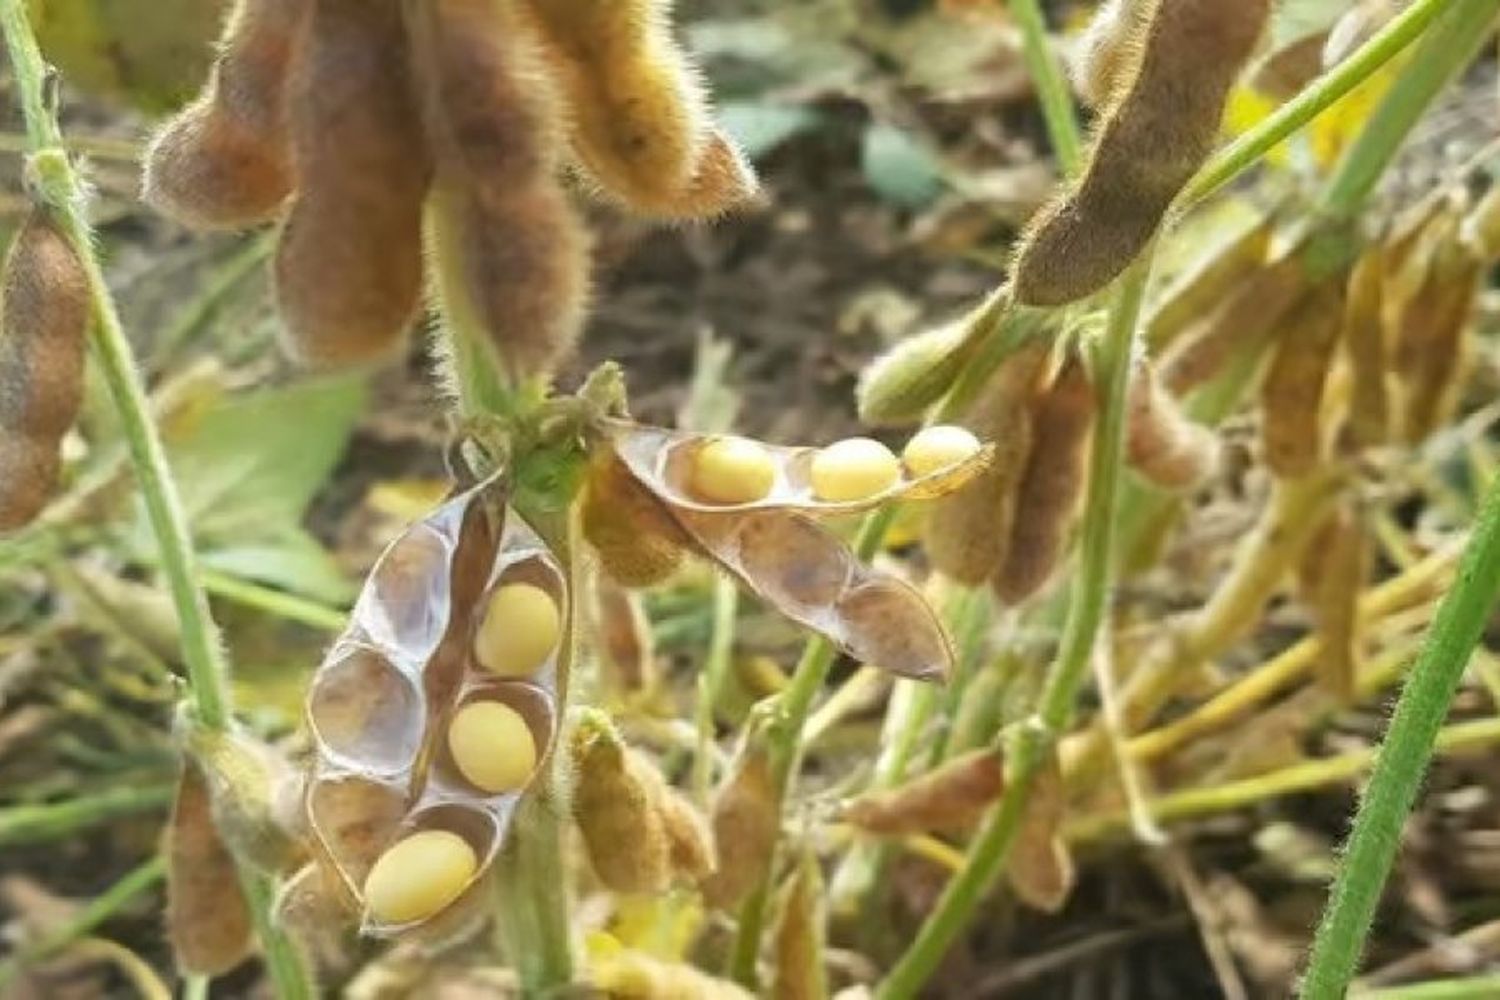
[923,342,1050,584]
[994,350,1097,604]
[582,451,692,587]
[591,573,658,693]
[1160,253,1306,394]
[1014,0,1272,305]
[1343,245,1389,449]
[570,712,674,893]
[417,0,590,381]
[166,764,254,975]
[302,475,567,937]
[701,738,777,909]
[273,0,429,367]
[143,0,310,229]
[1072,0,1149,108]
[843,747,1004,835]
[1124,355,1218,491]
[592,950,755,999]
[0,211,88,532]
[771,850,828,1000]
[182,724,304,875]
[857,313,980,427]
[1260,281,1345,477]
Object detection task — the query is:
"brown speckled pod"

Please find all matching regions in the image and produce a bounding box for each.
[1013,0,1272,305]
[0,211,88,532]
[274,0,429,367]
[302,474,568,938]
[166,764,254,976]
[143,0,310,229]
[1260,281,1345,477]
[994,350,1097,604]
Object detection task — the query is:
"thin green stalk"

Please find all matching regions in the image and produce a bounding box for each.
[1006,0,1084,177]
[1183,0,1459,204]
[1356,975,1500,1000]
[199,569,348,632]
[1301,482,1500,996]
[493,792,576,992]
[694,576,739,804]
[878,254,1152,999]
[0,0,230,730]
[0,785,174,847]
[0,854,166,989]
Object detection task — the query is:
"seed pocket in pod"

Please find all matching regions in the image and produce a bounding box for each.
[606,419,989,516]
[167,764,254,976]
[430,682,554,798]
[308,645,425,776]
[355,522,454,654]
[305,771,410,908]
[360,803,499,936]
[837,579,953,682]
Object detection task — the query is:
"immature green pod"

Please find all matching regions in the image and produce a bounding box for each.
[922,341,1050,585]
[1124,355,1218,491]
[273,0,429,367]
[1260,282,1345,477]
[1013,0,1272,305]
[417,0,590,381]
[143,0,309,229]
[994,350,1096,604]
[0,211,88,533]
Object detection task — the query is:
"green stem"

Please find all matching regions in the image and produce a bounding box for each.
[493,792,576,993]
[1301,480,1500,996]
[0,0,230,731]
[199,569,348,632]
[0,785,174,847]
[1356,975,1500,1000]
[1006,0,1084,177]
[878,254,1152,999]
[1183,0,1459,204]
[0,855,166,989]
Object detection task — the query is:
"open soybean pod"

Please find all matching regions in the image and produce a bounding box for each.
[1260,280,1346,478]
[414,0,591,383]
[516,0,758,220]
[1012,0,1272,305]
[1343,244,1389,449]
[303,474,569,939]
[143,0,310,230]
[603,420,989,680]
[0,209,89,533]
[273,0,430,368]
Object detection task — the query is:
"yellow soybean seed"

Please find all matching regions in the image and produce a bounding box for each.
[363,830,477,925]
[690,437,776,504]
[902,425,982,478]
[810,438,900,502]
[447,701,538,793]
[474,583,560,677]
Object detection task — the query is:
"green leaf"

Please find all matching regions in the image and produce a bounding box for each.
[861,124,946,208]
[201,530,355,606]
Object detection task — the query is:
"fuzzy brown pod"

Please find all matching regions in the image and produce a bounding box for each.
[303,474,568,938]
[142,0,309,229]
[1124,355,1218,491]
[166,764,254,976]
[592,949,756,999]
[701,737,778,910]
[1071,0,1150,108]
[273,0,429,368]
[922,341,1049,585]
[1393,237,1481,444]
[1299,503,1367,701]
[1145,216,1272,352]
[181,723,304,876]
[0,210,88,533]
[1343,245,1389,449]
[1012,0,1272,305]
[415,0,591,382]
[570,709,711,893]
[994,350,1097,605]
[1260,281,1345,477]
[582,450,693,588]
[771,849,828,1000]
[1006,749,1074,913]
[842,747,1004,836]
[1160,253,1307,395]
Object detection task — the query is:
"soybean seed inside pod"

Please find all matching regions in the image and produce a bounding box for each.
[447,701,537,793]
[363,830,477,925]
[473,582,560,677]
[902,425,982,479]
[690,436,777,504]
[810,438,901,502]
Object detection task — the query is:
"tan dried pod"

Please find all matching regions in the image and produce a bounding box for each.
[274,0,429,367]
[415,0,590,381]
[1260,281,1345,477]
[593,949,756,999]
[1072,0,1150,108]
[570,710,673,893]
[515,0,721,214]
[1013,0,1272,305]
[1302,502,1367,701]
[1005,749,1074,913]
[1124,355,1218,491]
[1160,253,1307,394]
[659,787,716,881]
[166,764,254,976]
[143,0,310,229]
[857,315,977,428]
[582,451,693,588]
[1394,238,1481,443]
[1145,216,1272,352]
[923,340,1051,584]
[770,850,828,1000]
[1343,245,1389,449]
[995,350,1097,605]
[0,210,88,533]
[592,573,658,693]
[702,737,778,909]
[843,747,1003,836]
